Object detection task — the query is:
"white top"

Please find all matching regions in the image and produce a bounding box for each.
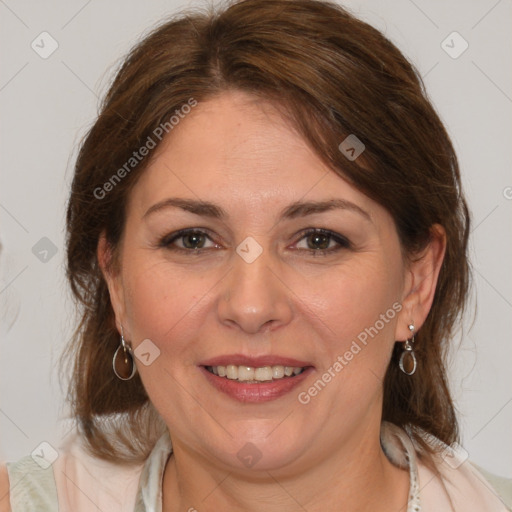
[6,421,512,511]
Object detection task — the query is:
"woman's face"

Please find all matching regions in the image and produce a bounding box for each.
[104,90,416,473]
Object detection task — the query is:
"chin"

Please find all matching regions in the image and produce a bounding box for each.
[207,422,309,473]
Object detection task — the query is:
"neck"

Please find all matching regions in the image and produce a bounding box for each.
[162,423,410,512]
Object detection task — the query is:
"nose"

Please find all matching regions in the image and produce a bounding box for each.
[217,242,294,335]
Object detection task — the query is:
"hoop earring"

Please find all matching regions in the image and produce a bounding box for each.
[113,325,137,381]
[399,323,417,376]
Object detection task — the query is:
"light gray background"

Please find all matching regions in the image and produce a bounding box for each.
[1,0,511,477]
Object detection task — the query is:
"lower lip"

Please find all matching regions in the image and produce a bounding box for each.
[199,366,314,403]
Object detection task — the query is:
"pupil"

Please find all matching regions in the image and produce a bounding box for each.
[309,233,329,250]
[184,232,205,249]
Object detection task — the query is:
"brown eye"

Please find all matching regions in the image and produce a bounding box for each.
[180,231,207,249]
[306,232,331,250]
[294,228,350,256]
[160,229,218,253]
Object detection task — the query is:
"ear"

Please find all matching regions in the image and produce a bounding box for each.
[395,224,446,341]
[97,231,126,332]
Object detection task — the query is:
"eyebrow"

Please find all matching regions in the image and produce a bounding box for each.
[143,197,372,223]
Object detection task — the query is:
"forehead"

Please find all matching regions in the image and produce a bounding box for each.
[126,90,382,225]
[160,91,320,177]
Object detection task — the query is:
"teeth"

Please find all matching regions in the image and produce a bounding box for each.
[238,366,255,381]
[207,365,305,382]
[254,366,273,381]
[272,366,285,379]
[226,365,238,380]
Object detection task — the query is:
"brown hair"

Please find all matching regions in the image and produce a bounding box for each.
[63,0,470,464]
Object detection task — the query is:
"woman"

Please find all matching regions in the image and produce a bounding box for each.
[1,0,511,510]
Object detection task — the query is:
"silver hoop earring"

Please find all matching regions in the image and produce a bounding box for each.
[113,326,137,381]
[399,324,417,376]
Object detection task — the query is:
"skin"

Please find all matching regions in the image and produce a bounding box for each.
[0,466,9,512]
[99,90,446,512]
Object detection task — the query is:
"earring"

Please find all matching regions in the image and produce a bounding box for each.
[112,325,137,381]
[399,323,417,376]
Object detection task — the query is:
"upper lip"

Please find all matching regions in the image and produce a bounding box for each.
[200,354,313,368]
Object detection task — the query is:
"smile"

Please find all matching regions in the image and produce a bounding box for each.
[200,364,314,403]
[205,364,305,383]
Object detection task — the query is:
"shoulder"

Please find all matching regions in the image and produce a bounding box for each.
[456,462,512,511]
[2,452,57,512]
[51,433,145,511]
[473,464,512,508]
[381,423,512,511]
[415,438,512,511]
[1,464,11,512]
[2,434,146,512]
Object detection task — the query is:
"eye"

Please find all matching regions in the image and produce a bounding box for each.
[159,227,350,256]
[159,229,219,253]
[294,228,350,256]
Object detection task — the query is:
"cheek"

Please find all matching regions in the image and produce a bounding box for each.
[121,257,212,357]
[309,259,401,342]
[300,256,403,400]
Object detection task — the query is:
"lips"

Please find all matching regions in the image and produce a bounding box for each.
[200,365,314,402]
[199,354,313,368]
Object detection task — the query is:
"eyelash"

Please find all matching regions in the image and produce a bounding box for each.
[158,228,351,257]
